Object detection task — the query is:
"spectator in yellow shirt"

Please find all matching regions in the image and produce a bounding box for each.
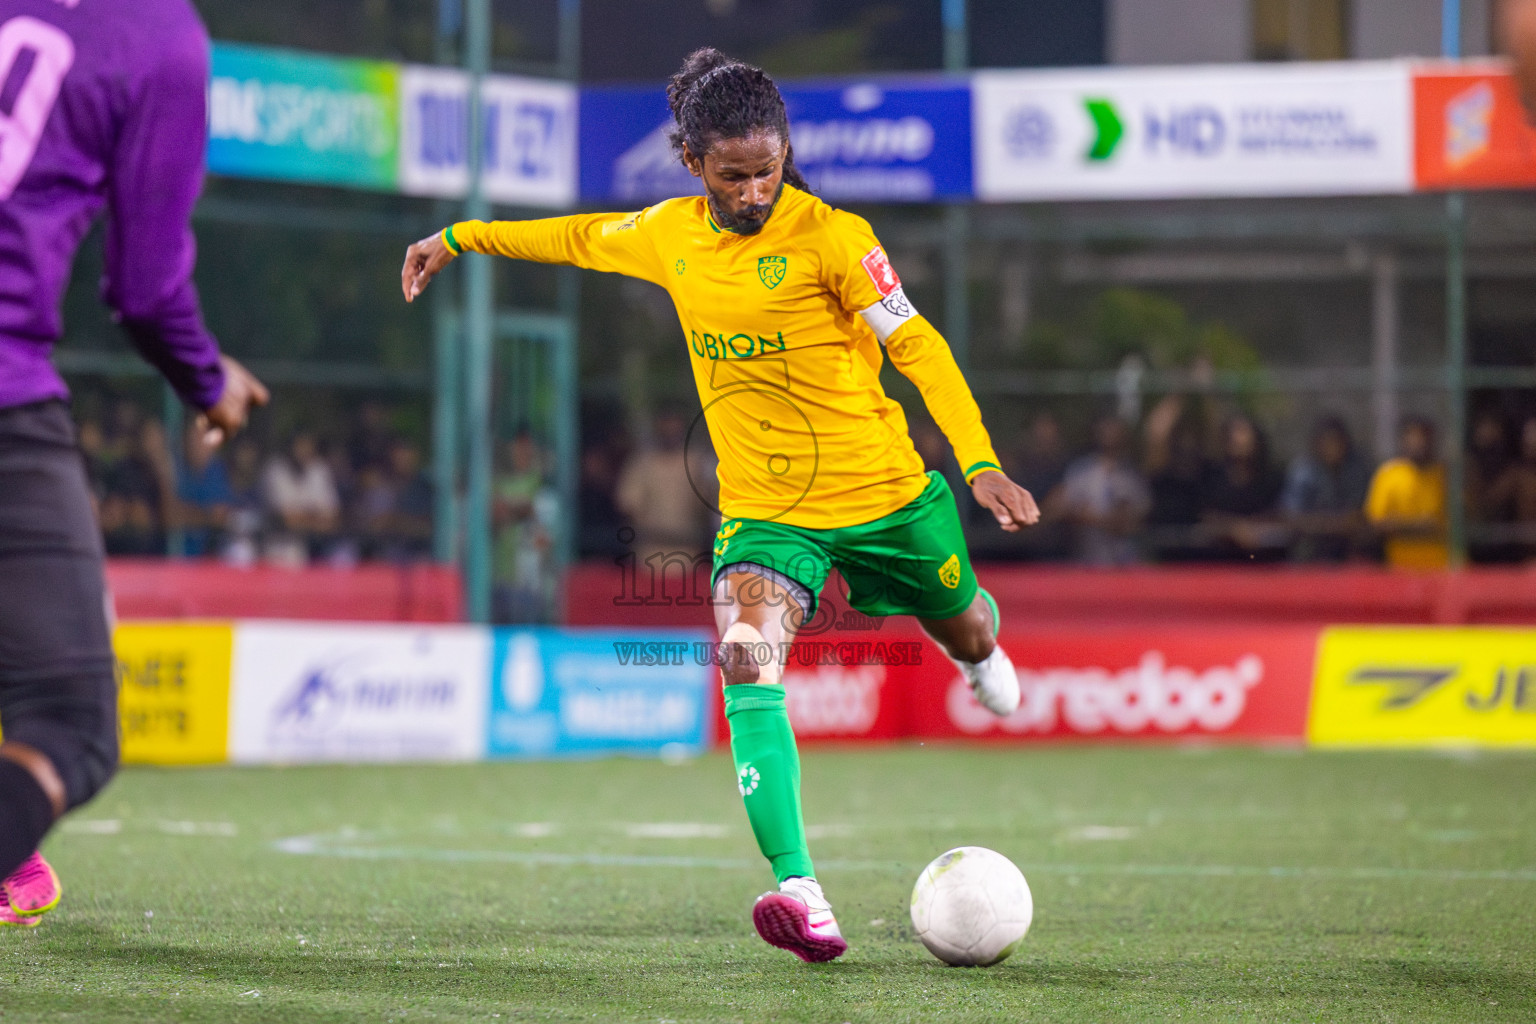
[1365,416,1448,569]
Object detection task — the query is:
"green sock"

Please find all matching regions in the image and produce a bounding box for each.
[724,683,814,884]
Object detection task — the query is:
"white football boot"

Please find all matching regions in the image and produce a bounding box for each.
[953,590,1020,716]
[752,876,848,962]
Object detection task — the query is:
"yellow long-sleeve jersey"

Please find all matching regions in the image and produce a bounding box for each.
[448,185,1000,529]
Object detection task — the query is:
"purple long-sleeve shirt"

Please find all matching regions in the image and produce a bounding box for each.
[0,0,224,411]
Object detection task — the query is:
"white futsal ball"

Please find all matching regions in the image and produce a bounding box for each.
[910,846,1033,967]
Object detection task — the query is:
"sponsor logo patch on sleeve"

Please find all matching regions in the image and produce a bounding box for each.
[860,246,901,297]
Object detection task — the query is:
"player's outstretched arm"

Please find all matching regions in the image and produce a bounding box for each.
[402,230,456,303]
[405,212,664,305]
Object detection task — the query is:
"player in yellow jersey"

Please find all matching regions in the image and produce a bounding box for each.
[402,47,1039,963]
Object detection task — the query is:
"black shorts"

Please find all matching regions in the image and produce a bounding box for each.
[0,402,116,757]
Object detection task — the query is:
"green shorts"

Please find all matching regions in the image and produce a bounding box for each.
[710,471,978,621]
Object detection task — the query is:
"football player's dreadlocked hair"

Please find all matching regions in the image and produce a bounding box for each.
[666,47,810,193]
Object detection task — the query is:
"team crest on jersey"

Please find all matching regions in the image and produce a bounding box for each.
[757,256,787,290]
[938,553,962,589]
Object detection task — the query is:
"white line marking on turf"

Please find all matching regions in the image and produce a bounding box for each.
[62,819,122,834]
[158,821,238,837]
[1067,826,1136,841]
[273,835,761,870]
[624,823,730,839]
[1022,863,1536,883]
[270,834,1536,882]
[508,823,558,838]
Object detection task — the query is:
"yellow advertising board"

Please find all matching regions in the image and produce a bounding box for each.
[114,623,233,764]
[1309,628,1536,747]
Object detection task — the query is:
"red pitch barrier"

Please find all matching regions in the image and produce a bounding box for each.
[106,559,464,622]
[563,561,1536,628]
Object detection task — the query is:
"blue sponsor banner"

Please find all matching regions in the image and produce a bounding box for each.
[487,628,715,759]
[207,43,400,191]
[580,78,972,204]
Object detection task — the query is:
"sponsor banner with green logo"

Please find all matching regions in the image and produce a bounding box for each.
[973,62,1414,201]
[207,43,577,207]
[209,43,401,190]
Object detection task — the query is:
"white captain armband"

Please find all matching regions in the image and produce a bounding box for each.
[858,286,917,344]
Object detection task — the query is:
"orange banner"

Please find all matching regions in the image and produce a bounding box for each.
[1415,64,1536,190]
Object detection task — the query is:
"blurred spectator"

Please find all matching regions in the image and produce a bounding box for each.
[262,431,340,566]
[494,430,556,622]
[1280,415,1370,562]
[1009,411,1069,500]
[100,396,144,473]
[1047,415,1149,566]
[992,411,1071,561]
[350,461,397,558]
[1484,415,1536,561]
[99,417,173,555]
[174,420,235,557]
[578,442,625,558]
[1144,411,1209,560]
[348,401,394,474]
[1466,412,1517,562]
[384,438,434,560]
[1199,413,1287,562]
[617,409,715,564]
[1365,416,1448,570]
[222,437,265,566]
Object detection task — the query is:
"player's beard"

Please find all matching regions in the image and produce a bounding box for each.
[707,180,784,236]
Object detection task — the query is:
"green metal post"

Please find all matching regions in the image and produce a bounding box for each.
[556,0,581,603]
[162,382,185,557]
[431,286,460,564]
[557,0,580,80]
[555,272,580,572]
[432,0,461,565]
[942,0,969,370]
[1443,0,1467,566]
[463,0,494,621]
[1445,192,1468,566]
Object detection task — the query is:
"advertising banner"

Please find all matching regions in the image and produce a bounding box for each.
[487,629,715,758]
[580,79,972,204]
[910,627,1320,742]
[208,43,400,190]
[974,62,1414,201]
[1309,628,1536,747]
[704,621,937,745]
[399,66,578,208]
[115,623,233,765]
[1413,64,1536,191]
[229,622,489,763]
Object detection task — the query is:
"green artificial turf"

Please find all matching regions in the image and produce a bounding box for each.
[2,746,1533,1022]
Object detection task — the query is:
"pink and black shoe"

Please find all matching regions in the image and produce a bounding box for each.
[0,888,39,929]
[4,852,61,918]
[752,876,847,963]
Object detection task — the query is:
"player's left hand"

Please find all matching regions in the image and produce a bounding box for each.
[970,470,1039,533]
[199,354,269,448]
[402,231,456,303]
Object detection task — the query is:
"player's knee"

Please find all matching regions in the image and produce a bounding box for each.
[717,622,781,687]
[719,643,761,687]
[2,671,119,811]
[952,630,995,665]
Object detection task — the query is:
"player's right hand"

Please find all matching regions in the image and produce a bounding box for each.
[402,231,456,303]
[199,354,270,448]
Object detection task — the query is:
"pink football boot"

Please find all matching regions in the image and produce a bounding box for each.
[3,852,61,917]
[752,877,847,963]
